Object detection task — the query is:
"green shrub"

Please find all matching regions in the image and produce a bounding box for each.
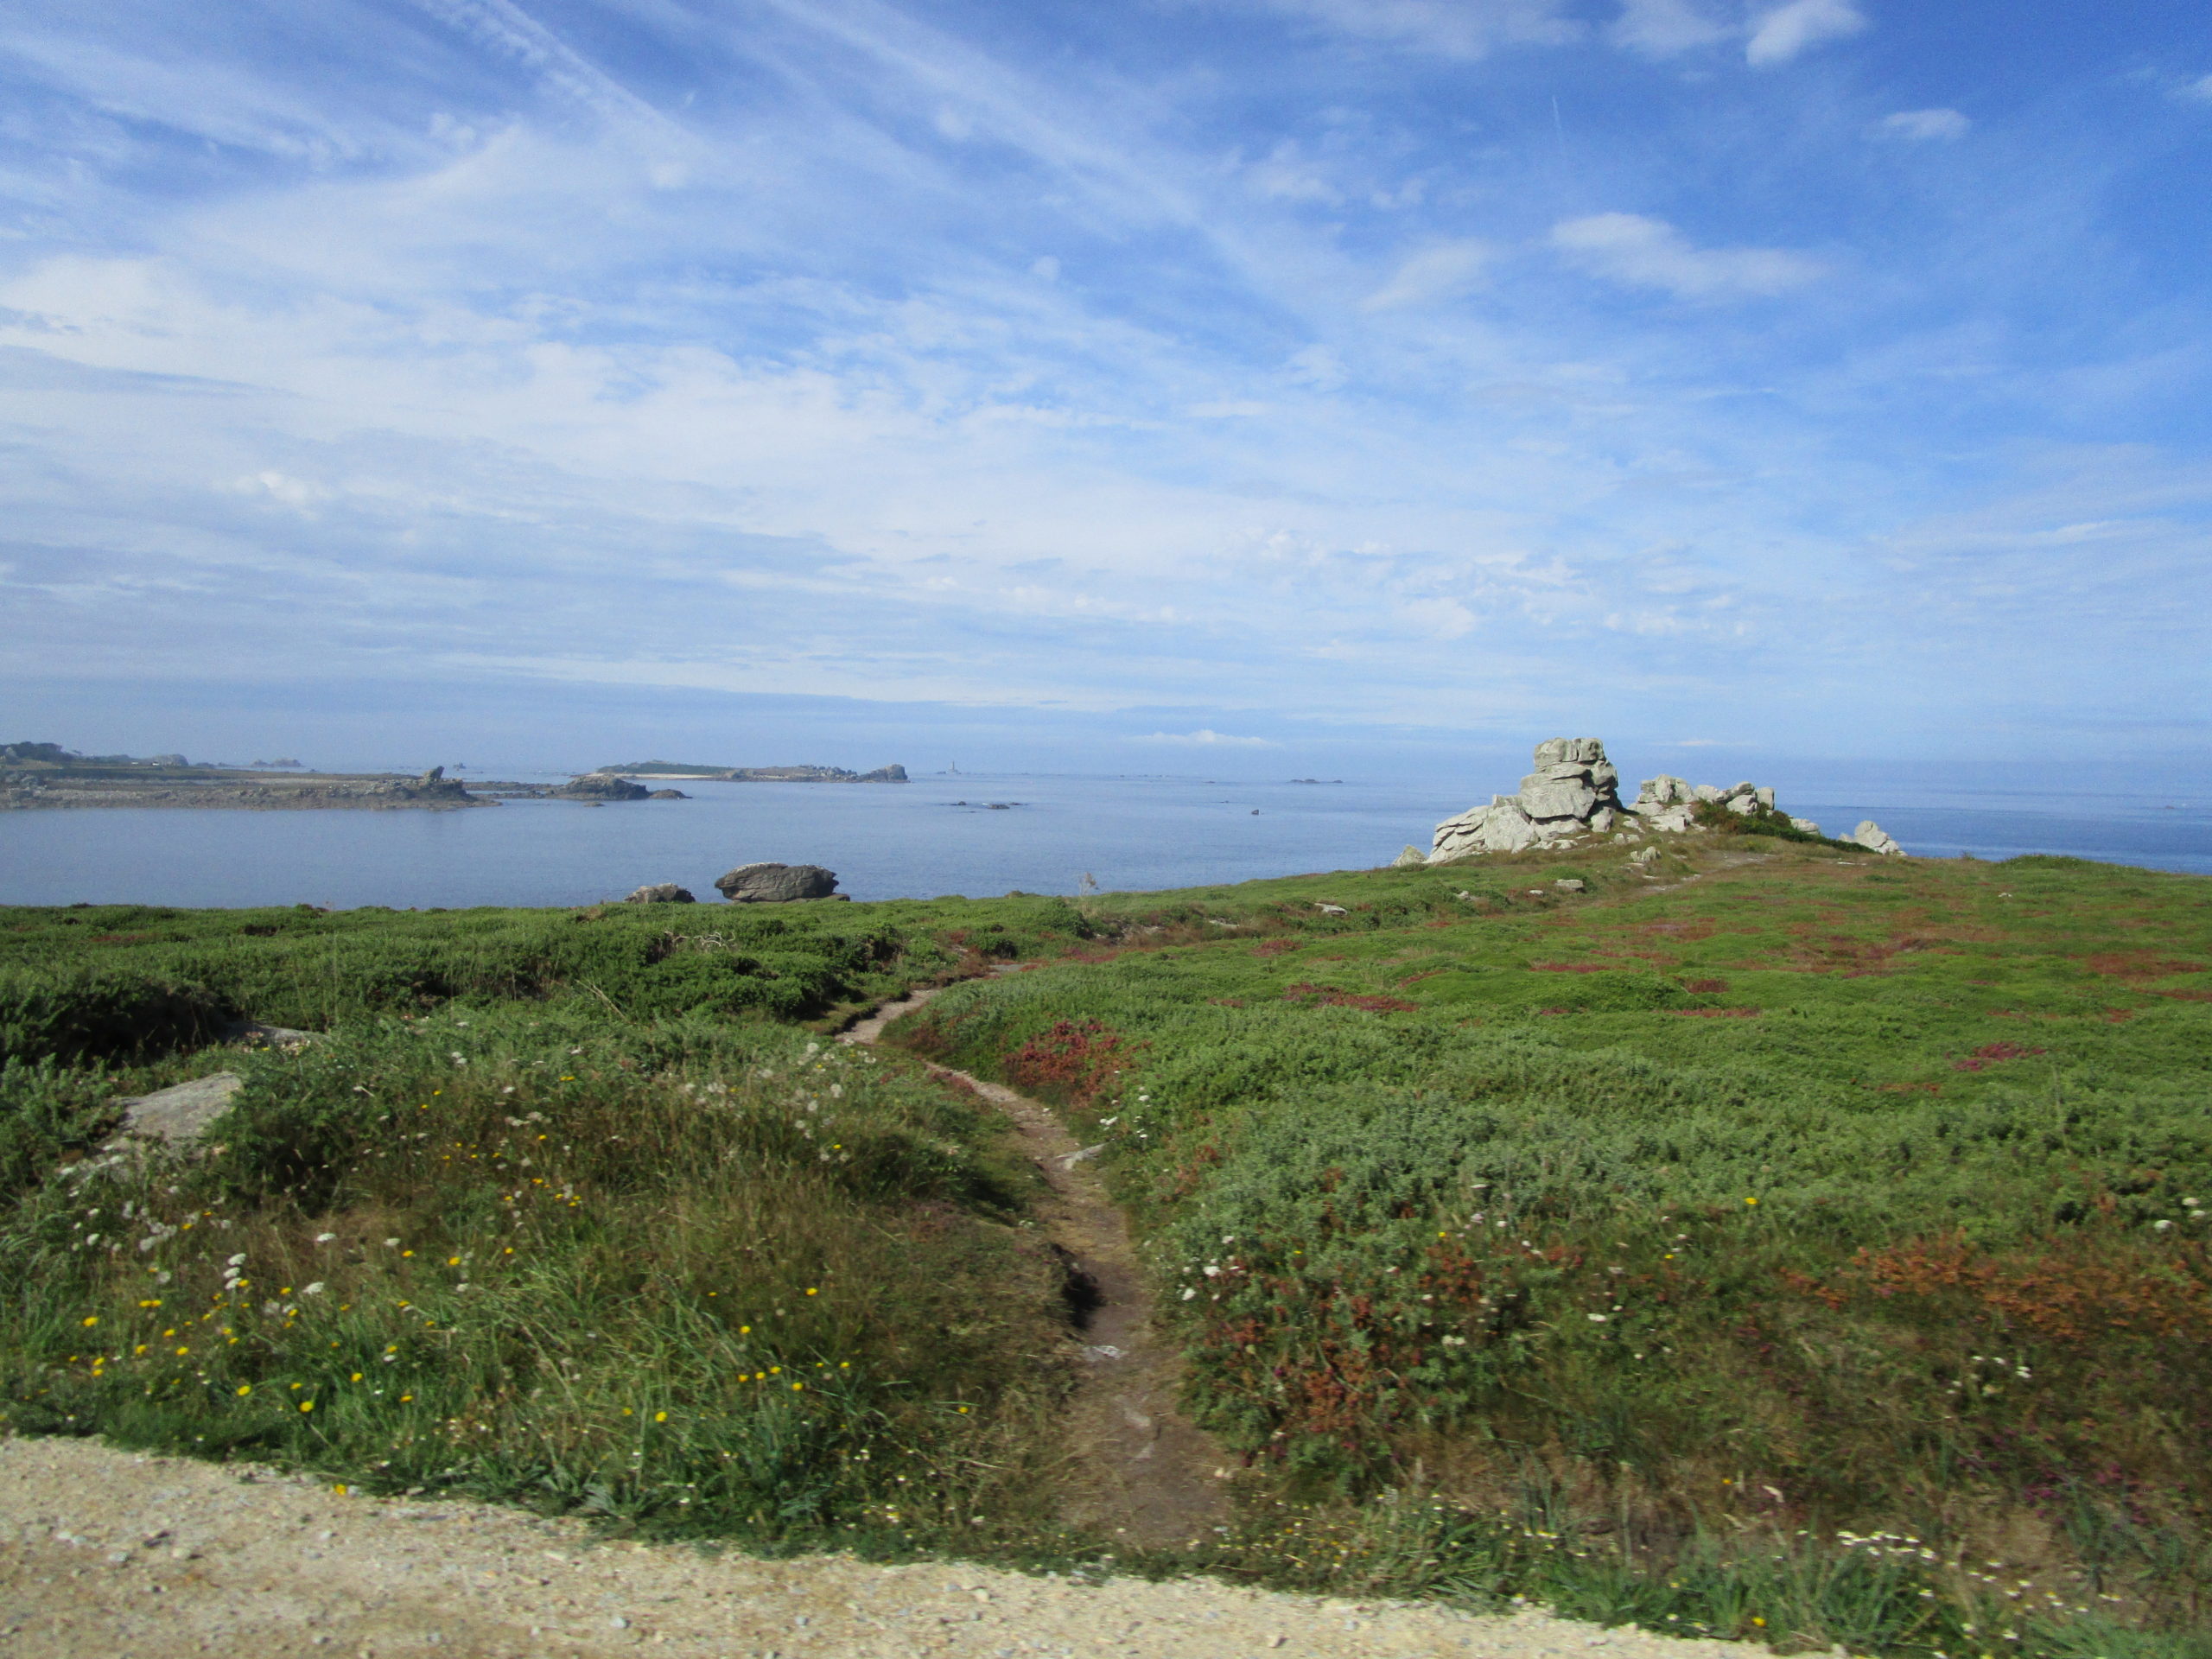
[0,964,235,1065]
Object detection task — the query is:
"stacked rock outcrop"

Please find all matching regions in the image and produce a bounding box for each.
[1428,739,1906,861]
[1626,774,1768,830]
[1430,738,1623,858]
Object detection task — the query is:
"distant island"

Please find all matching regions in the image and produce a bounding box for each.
[601,760,908,783]
[1,742,504,811]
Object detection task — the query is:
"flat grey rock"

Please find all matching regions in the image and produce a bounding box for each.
[233,1020,319,1048]
[714,862,840,903]
[109,1074,244,1147]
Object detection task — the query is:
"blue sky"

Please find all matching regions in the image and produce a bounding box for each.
[2,0,2209,777]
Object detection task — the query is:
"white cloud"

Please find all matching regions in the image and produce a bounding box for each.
[1361,241,1492,311]
[1745,0,1867,67]
[1608,0,1728,57]
[1247,140,1343,204]
[1878,108,1970,141]
[1236,0,1580,60]
[1138,729,1280,747]
[1399,597,1477,639]
[2181,73,2212,103]
[1549,213,1824,299]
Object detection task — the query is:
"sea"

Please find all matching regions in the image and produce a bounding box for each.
[1,772,2207,910]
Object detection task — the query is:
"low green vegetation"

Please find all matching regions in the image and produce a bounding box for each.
[3,844,2208,1657]
[902,845,2212,1652]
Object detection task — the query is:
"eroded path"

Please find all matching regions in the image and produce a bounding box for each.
[841,987,1230,1549]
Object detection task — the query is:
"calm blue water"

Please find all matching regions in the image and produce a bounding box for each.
[0,772,2205,909]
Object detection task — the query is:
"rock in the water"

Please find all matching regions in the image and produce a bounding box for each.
[625,883,696,904]
[645,788,690,800]
[714,862,841,903]
[1850,821,1905,857]
[106,1073,245,1148]
[553,772,649,802]
[1391,845,1427,868]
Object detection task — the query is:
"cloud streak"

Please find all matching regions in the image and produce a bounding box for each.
[1878,109,1971,141]
[1548,213,1825,298]
[1745,0,1868,67]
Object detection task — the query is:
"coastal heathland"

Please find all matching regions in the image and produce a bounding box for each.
[1,844,2207,1657]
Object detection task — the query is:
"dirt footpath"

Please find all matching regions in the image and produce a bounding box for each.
[841,987,1225,1548]
[0,1436,1763,1659]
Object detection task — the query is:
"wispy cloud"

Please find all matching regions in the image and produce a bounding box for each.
[1745,0,1868,67]
[1361,241,1492,311]
[1549,213,1824,298]
[1877,108,1971,141]
[1140,729,1280,747]
[1607,0,1729,57]
[1232,0,1580,60]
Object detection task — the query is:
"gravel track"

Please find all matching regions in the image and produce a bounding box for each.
[0,1435,1756,1659]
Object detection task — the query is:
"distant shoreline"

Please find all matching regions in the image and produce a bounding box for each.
[0,770,523,811]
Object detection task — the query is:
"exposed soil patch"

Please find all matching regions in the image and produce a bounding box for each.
[842,988,1232,1550]
[2082,952,2207,981]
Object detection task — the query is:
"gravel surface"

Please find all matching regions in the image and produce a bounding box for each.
[0,1436,1764,1659]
